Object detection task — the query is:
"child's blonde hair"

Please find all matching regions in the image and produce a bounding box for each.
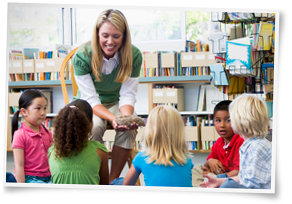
[144,105,188,166]
[229,94,269,138]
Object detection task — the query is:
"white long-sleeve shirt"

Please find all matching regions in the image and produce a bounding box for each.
[74,52,139,109]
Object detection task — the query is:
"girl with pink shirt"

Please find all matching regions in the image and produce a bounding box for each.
[11,89,52,183]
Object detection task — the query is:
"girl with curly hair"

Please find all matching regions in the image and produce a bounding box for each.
[48,99,109,184]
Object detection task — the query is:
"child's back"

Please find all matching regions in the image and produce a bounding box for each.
[48,99,109,185]
[229,94,272,189]
[133,151,193,187]
[238,136,271,188]
[123,105,193,187]
[49,140,107,184]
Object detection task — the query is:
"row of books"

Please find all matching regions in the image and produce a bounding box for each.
[8,90,53,114]
[9,45,71,82]
[9,58,70,81]
[140,51,216,77]
[182,115,219,151]
[9,72,61,82]
[11,44,71,60]
[251,22,274,51]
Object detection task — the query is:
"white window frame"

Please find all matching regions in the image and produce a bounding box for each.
[62,7,73,46]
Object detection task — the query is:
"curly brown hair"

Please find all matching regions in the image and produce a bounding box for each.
[52,99,93,158]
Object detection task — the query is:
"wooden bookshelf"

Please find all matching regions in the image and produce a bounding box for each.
[9,75,212,88]
[8,80,72,88]
[139,75,212,84]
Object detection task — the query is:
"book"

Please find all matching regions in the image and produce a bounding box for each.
[258,22,274,50]
[210,64,229,85]
[226,37,252,75]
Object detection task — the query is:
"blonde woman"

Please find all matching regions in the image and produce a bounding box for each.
[123,105,193,187]
[72,9,142,183]
[200,94,272,189]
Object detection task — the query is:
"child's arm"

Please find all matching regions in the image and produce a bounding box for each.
[13,148,25,183]
[200,175,239,188]
[206,159,225,174]
[200,174,226,188]
[123,164,140,185]
[97,149,109,185]
[226,169,239,177]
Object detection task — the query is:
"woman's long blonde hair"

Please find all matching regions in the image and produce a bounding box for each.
[144,105,188,166]
[91,9,132,82]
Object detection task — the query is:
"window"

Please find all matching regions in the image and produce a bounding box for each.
[7,4,62,49]
[73,8,104,46]
[73,7,184,46]
[7,4,210,50]
[185,11,211,42]
[121,8,184,42]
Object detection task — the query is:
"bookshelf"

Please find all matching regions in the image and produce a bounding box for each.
[9,76,211,87]
[210,12,275,100]
[8,80,72,88]
[139,75,212,84]
[7,74,213,152]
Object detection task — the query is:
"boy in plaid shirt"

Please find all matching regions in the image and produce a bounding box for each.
[200,94,272,189]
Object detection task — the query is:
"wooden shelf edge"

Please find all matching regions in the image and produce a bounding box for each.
[9,75,212,88]
[8,80,72,88]
[139,75,212,84]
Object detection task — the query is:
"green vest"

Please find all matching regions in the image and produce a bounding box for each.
[48,141,107,184]
[73,43,142,104]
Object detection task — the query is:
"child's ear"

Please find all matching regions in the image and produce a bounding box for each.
[20,108,27,117]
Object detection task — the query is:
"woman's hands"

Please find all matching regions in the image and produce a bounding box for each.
[93,104,139,131]
[112,104,139,131]
[112,118,138,131]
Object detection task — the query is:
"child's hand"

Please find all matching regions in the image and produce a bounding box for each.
[207,159,225,175]
[200,174,220,188]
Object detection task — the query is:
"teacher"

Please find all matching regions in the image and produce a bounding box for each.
[72,9,142,183]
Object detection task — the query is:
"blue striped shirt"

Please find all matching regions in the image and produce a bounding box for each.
[239,136,272,189]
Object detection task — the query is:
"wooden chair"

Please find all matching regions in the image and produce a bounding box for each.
[60,47,79,105]
[59,47,139,185]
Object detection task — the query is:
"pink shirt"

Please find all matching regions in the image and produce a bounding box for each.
[12,122,52,177]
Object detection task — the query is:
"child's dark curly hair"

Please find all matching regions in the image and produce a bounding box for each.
[52,99,93,158]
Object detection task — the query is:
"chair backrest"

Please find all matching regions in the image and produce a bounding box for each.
[60,47,79,105]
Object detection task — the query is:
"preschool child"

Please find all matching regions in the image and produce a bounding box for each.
[12,89,52,183]
[205,101,244,176]
[123,105,193,187]
[48,99,109,185]
[200,94,272,189]
[192,100,243,187]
